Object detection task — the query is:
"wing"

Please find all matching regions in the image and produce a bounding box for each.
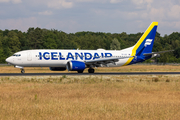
[84,56,134,67]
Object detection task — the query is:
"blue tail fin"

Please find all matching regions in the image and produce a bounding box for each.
[135,22,158,56]
[124,22,158,65]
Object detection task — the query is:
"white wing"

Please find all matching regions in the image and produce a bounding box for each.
[84,56,134,66]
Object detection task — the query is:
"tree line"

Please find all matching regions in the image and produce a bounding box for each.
[0,27,179,63]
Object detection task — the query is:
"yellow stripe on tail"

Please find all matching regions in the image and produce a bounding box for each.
[123,22,158,66]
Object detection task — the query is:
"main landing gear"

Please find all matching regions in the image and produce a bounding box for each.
[21,69,25,74]
[88,68,95,73]
[77,68,95,73]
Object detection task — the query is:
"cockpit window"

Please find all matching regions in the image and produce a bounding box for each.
[13,54,21,57]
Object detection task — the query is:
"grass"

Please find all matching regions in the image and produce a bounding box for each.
[0,75,180,119]
[1,64,180,73]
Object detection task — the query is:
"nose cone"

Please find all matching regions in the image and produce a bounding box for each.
[6,57,12,63]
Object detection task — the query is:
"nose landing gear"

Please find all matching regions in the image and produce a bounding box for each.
[21,69,25,74]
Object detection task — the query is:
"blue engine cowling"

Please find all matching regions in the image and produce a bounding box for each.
[49,67,66,71]
[67,61,86,71]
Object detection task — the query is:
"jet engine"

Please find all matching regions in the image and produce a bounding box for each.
[67,61,86,71]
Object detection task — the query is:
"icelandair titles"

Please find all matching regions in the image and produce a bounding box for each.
[39,52,112,60]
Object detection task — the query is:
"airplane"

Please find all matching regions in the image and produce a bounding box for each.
[5,22,172,74]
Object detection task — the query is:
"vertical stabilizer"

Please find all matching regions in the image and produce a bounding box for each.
[124,22,158,65]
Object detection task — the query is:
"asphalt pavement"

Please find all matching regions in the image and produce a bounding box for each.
[0,72,180,76]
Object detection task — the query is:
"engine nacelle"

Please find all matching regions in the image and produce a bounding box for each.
[67,61,86,71]
[49,67,66,71]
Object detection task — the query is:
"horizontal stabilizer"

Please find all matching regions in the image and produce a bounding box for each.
[143,50,174,56]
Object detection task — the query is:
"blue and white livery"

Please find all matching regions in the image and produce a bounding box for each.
[5,22,171,73]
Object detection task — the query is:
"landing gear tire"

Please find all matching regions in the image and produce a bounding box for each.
[88,68,95,73]
[21,69,25,74]
[77,70,84,73]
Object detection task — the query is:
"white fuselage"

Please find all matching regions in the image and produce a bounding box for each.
[6,47,134,68]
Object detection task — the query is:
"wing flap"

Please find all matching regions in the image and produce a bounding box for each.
[85,56,134,65]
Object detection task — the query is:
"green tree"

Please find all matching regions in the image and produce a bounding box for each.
[0,32,4,62]
[27,27,44,49]
[7,31,21,53]
[17,31,28,50]
[2,36,11,61]
[174,47,180,58]
[43,31,57,49]
[110,38,121,50]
